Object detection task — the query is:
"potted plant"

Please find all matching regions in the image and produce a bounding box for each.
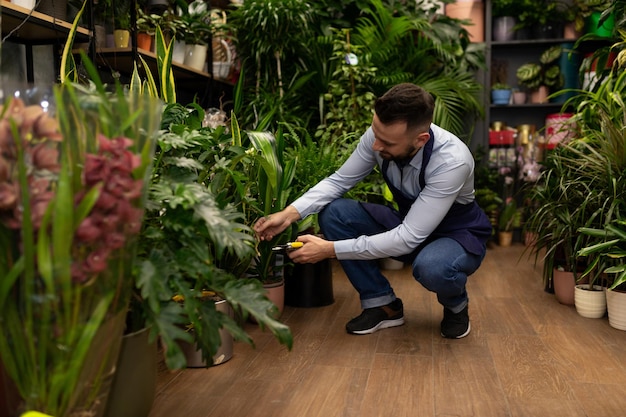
[498,199,522,246]
[491,83,512,105]
[516,45,564,103]
[0,56,163,416]
[113,0,132,47]
[136,8,162,51]
[244,128,299,316]
[572,0,614,36]
[516,0,571,39]
[491,0,521,41]
[179,0,212,70]
[578,219,626,329]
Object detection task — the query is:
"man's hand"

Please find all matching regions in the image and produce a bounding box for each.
[254,205,301,241]
[287,234,336,264]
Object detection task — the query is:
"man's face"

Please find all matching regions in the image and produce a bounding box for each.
[371,114,428,162]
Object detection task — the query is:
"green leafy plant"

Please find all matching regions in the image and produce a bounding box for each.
[180,0,213,45]
[245,129,299,284]
[516,45,564,92]
[0,64,162,417]
[578,220,626,290]
[498,199,522,232]
[136,106,293,368]
[525,38,626,288]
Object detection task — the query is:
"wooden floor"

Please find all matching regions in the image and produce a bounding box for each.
[149,244,626,417]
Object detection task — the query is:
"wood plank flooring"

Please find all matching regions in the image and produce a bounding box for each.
[149,243,626,417]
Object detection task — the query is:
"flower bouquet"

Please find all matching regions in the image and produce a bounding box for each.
[0,81,161,416]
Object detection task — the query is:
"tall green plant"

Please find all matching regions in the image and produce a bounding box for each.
[350,0,484,140]
[246,129,298,283]
[525,46,626,287]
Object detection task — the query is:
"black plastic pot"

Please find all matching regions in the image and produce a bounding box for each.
[285,259,334,308]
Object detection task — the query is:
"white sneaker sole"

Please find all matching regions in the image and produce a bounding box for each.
[441,322,471,339]
[348,317,405,335]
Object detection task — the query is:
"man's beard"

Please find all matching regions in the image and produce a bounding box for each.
[380,145,418,163]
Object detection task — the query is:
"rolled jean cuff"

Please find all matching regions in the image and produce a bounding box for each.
[361,294,396,309]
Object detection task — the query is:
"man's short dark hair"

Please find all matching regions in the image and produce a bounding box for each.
[374,83,435,132]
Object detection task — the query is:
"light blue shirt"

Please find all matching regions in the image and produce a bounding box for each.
[291,124,476,260]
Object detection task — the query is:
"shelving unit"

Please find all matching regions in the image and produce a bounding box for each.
[1,1,91,82]
[92,46,234,108]
[477,0,587,243]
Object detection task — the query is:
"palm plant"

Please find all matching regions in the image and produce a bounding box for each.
[230,0,316,103]
[350,0,485,140]
[578,220,626,290]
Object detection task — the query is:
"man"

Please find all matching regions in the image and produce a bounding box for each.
[254,83,492,338]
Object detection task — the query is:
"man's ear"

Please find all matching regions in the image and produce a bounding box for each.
[415,131,430,148]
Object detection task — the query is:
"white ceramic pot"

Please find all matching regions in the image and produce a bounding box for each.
[574,284,606,319]
[606,288,626,330]
[172,40,186,64]
[12,0,36,10]
[184,44,208,71]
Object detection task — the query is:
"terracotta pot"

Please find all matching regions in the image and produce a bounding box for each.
[445,0,484,42]
[137,32,152,51]
[530,86,549,104]
[264,280,285,318]
[553,269,575,306]
[512,91,527,105]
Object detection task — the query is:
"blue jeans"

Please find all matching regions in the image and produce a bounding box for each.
[318,199,486,313]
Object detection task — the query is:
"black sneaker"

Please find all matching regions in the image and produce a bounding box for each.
[346,298,405,335]
[441,305,470,339]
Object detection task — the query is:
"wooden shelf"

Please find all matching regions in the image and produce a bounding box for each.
[93,47,235,91]
[1,1,91,44]
[95,47,213,81]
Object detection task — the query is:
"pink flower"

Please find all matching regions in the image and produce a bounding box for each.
[100,213,121,233]
[76,217,102,242]
[84,154,110,185]
[71,262,88,283]
[105,232,126,250]
[0,182,17,211]
[93,190,117,212]
[109,149,141,173]
[106,173,143,200]
[30,191,54,229]
[84,247,110,274]
[30,142,60,172]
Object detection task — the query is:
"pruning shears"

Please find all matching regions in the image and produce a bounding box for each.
[271,242,304,252]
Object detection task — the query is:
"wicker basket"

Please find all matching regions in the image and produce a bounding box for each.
[212,38,232,79]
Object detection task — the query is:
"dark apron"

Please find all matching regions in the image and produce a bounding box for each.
[361,131,492,257]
